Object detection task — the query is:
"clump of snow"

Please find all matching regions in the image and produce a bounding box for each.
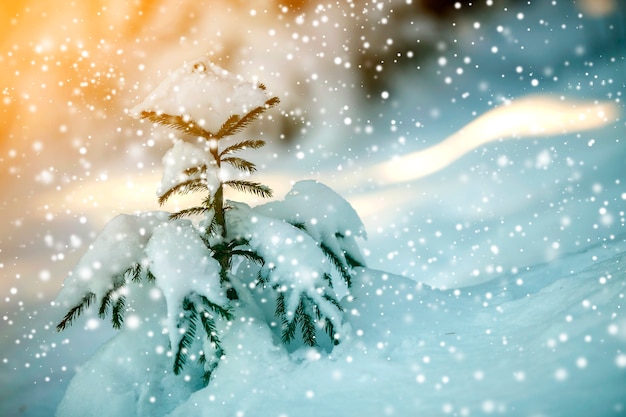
[57,241,626,417]
[54,211,170,310]
[55,282,204,417]
[129,58,270,133]
[157,140,219,198]
[226,200,339,320]
[146,219,226,349]
[259,180,366,240]
[255,180,367,289]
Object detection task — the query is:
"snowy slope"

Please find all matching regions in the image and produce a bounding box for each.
[53,235,626,417]
[4,241,626,417]
[170,237,626,417]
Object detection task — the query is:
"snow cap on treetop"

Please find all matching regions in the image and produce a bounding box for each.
[130,58,270,133]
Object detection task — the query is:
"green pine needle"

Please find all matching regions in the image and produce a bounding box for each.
[312,292,342,345]
[197,294,233,321]
[230,249,265,266]
[254,268,269,286]
[289,221,307,231]
[173,297,198,375]
[322,317,337,344]
[158,179,209,206]
[145,269,156,282]
[275,291,298,344]
[296,298,317,347]
[322,293,343,311]
[215,114,241,139]
[221,157,257,174]
[98,280,126,319]
[319,242,352,288]
[219,140,266,157]
[199,312,221,348]
[215,97,280,138]
[275,290,286,316]
[126,263,143,283]
[322,272,334,288]
[344,250,365,268]
[202,312,220,339]
[98,291,113,319]
[282,314,298,344]
[201,346,224,385]
[170,294,232,378]
[56,292,96,331]
[169,206,210,220]
[111,295,126,329]
[224,180,273,198]
[197,210,220,239]
[140,111,213,139]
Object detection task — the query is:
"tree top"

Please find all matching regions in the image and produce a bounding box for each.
[130,58,271,134]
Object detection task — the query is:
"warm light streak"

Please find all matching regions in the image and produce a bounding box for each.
[368,95,619,185]
[37,174,294,228]
[36,95,620,225]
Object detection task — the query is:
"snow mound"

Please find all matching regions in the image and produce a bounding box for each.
[54,282,203,417]
[256,179,367,271]
[55,243,626,417]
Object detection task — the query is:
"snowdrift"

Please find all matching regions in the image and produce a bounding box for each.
[57,234,626,417]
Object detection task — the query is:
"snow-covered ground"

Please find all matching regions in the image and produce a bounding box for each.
[2,1,626,416]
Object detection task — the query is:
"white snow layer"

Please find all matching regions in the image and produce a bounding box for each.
[255,179,367,268]
[54,211,170,310]
[55,237,626,417]
[51,181,626,417]
[55,281,204,417]
[54,212,228,371]
[157,139,219,198]
[146,219,227,350]
[129,58,270,133]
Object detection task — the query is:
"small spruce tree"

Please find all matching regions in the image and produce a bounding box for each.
[55,58,367,385]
